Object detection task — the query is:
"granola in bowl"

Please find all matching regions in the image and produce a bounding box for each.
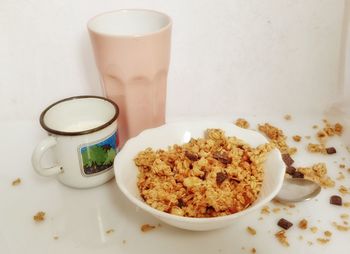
[114,121,285,231]
[135,129,274,218]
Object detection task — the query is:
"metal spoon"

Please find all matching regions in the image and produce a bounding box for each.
[274,177,322,203]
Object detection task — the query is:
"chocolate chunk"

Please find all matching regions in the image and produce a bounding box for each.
[282,154,294,166]
[178,198,185,208]
[292,171,304,178]
[216,172,227,185]
[286,166,296,176]
[213,152,232,164]
[206,206,215,215]
[185,151,199,161]
[330,195,342,206]
[277,218,293,230]
[326,147,337,154]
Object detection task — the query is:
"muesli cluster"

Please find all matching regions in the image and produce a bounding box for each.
[135,129,274,218]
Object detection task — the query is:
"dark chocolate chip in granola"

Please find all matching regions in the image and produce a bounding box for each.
[216,172,227,185]
[213,152,232,164]
[330,195,342,206]
[206,206,215,215]
[199,171,207,180]
[277,218,293,230]
[286,166,296,176]
[178,198,185,208]
[185,151,199,161]
[292,171,304,178]
[282,154,294,166]
[326,147,337,155]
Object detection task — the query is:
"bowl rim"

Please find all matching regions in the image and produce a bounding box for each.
[114,121,285,223]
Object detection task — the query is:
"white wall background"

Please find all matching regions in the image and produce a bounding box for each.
[0,0,346,122]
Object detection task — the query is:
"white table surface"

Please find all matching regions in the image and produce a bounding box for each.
[1,114,350,254]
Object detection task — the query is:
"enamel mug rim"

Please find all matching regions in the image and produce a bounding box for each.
[39,95,119,136]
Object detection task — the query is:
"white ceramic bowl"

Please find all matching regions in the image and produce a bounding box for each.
[114,121,285,231]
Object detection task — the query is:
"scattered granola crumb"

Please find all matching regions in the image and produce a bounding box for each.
[272,199,295,208]
[322,121,343,137]
[339,164,346,169]
[298,219,308,230]
[261,206,270,215]
[337,172,345,181]
[307,241,313,246]
[122,240,126,244]
[235,118,250,129]
[310,226,318,233]
[258,217,263,221]
[324,230,332,237]
[297,163,334,188]
[292,135,301,142]
[284,114,291,120]
[33,211,45,222]
[275,230,289,247]
[299,235,303,240]
[305,136,311,140]
[340,214,349,220]
[307,143,326,154]
[339,185,349,195]
[316,130,327,143]
[344,221,349,225]
[106,229,114,234]
[272,208,281,213]
[332,222,350,231]
[335,123,343,134]
[12,178,21,186]
[344,202,350,207]
[317,238,330,244]
[312,125,318,129]
[53,236,59,240]
[247,226,257,235]
[141,224,156,232]
[251,247,257,254]
[258,123,296,155]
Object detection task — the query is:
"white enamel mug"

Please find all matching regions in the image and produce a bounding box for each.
[32,96,119,188]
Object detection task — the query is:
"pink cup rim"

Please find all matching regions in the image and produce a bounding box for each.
[87,9,172,38]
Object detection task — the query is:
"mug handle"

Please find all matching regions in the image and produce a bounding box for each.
[31,136,63,176]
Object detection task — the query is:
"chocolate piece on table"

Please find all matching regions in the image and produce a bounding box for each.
[278,218,293,230]
[282,154,294,166]
[286,166,296,176]
[330,195,342,206]
[292,171,304,178]
[326,147,337,154]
